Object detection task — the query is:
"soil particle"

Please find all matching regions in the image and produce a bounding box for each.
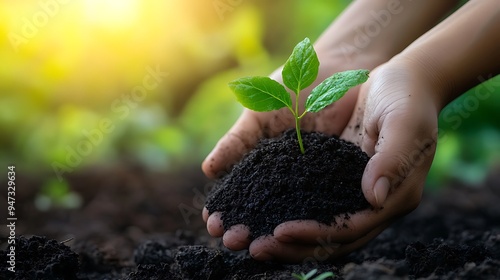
[134,240,174,265]
[174,246,226,279]
[341,259,408,280]
[75,241,125,273]
[405,240,488,277]
[0,236,78,280]
[3,165,500,279]
[206,129,371,239]
[129,244,227,280]
[128,263,175,280]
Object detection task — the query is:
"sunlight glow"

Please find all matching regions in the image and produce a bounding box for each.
[0,0,238,103]
[84,0,139,28]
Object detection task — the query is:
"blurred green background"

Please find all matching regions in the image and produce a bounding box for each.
[1,0,499,204]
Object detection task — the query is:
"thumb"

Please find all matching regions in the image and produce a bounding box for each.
[360,113,437,209]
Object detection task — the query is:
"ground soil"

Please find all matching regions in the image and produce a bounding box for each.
[206,130,371,239]
[1,155,500,279]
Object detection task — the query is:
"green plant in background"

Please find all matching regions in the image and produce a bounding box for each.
[0,0,497,188]
[229,38,369,153]
[34,178,82,211]
[292,269,335,280]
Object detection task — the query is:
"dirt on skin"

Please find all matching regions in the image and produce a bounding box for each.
[1,162,500,279]
[206,129,371,239]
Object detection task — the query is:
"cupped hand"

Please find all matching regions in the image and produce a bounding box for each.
[203,57,441,262]
[201,55,368,254]
[229,60,439,263]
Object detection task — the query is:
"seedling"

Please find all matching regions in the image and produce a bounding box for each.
[229,38,369,153]
[292,269,334,280]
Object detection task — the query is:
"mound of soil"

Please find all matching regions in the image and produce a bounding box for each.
[1,164,500,279]
[0,236,78,279]
[206,130,371,238]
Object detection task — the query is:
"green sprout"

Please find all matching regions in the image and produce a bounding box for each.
[292,269,335,280]
[229,38,369,154]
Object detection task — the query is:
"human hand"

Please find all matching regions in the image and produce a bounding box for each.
[259,60,439,262]
[204,59,440,262]
[201,53,379,251]
[200,0,490,263]
[256,0,500,262]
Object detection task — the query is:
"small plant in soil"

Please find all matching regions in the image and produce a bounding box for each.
[229,37,369,153]
[292,269,335,280]
[206,38,372,242]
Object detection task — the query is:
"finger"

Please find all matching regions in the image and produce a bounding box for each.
[339,83,369,147]
[250,235,331,263]
[274,220,340,245]
[319,222,390,260]
[206,212,224,237]
[250,223,389,263]
[274,209,388,244]
[202,207,209,222]
[201,110,262,179]
[222,224,251,251]
[361,110,437,208]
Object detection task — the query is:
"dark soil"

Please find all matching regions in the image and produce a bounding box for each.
[1,163,500,279]
[0,236,78,279]
[206,130,371,239]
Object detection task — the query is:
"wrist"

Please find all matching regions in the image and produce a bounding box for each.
[390,1,500,111]
[313,41,389,76]
[384,55,446,113]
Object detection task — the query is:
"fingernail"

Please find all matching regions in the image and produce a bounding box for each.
[276,234,295,243]
[330,243,341,249]
[253,251,274,261]
[374,176,390,207]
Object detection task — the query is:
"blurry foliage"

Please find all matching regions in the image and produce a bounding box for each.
[35,178,82,211]
[428,76,500,188]
[0,0,498,191]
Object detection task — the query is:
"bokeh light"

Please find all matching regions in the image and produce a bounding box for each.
[0,0,498,190]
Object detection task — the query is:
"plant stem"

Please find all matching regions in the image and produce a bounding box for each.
[295,88,305,154]
[295,116,305,154]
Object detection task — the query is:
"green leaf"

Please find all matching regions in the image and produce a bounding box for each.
[314,272,334,280]
[304,269,318,279]
[282,37,320,94]
[229,76,292,112]
[306,69,369,113]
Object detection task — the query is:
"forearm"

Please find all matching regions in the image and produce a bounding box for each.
[314,0,459,67]
[393,0,500,110]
